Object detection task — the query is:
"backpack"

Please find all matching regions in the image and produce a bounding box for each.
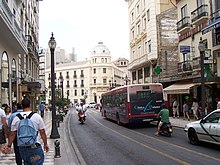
[16,112,38,147]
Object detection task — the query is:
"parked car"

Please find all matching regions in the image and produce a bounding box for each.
[88,102,96,108]
[184,109,220,145]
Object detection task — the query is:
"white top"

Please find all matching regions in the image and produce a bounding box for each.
[11,111,45,144]
[76,105,87,113]
[6,113,11,126]
[0,108,6,129]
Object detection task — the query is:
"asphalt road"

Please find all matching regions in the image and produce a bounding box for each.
[69,108,220,165]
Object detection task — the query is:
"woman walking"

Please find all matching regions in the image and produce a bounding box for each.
[183,101,190,121]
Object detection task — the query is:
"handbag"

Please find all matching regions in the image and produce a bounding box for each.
[0,127,6,144]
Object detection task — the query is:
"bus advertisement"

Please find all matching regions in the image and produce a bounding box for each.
[101,83,164,125]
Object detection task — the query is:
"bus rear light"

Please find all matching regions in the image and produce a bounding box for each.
[126,102,131,117]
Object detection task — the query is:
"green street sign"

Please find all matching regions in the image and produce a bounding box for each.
[154,66,162,75]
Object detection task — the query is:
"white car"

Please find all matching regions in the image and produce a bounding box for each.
[184,109,220,145]
[88,102,96,108]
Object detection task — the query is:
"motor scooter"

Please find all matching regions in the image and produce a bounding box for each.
[79,112,86,124]
[157,117,173,137]
[159,122,173,137]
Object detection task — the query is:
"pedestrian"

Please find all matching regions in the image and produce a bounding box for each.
[0,107,7,156]
[7,103,23,165]
[4,105,11,137]
[5,98,49,164]
[183,101,190,121]
[172,98,179,118]
[39,102,45,118]
[217,101,220,109]
[191,98,199,120]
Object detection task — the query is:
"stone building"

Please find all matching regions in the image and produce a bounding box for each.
[0,0,42,110]
[45,42,128,104]
[125,0,178,85]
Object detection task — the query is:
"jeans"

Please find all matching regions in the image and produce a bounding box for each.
[13,137,22,165]
[19,144,44,165]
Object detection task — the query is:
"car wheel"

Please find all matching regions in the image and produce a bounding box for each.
[188,128,199,145]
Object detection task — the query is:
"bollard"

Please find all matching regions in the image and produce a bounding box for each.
[54,140,61,158]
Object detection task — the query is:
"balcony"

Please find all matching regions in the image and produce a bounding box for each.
[178,61,193,73]
[211,8,220,20]
[0,0,27,54]
[177,17,191,34]
[128,54,150,71]
[26,35,33,52]
[191,4,209,26]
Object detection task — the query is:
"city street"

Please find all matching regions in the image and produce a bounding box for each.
[69,108,220,165]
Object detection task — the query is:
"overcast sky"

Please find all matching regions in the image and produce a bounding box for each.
[39,0,130,61]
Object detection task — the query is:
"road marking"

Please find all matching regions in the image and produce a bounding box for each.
[89,114,190,165]
[89,110,220,163]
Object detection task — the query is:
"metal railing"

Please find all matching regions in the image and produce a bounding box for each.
[191,4,208,23]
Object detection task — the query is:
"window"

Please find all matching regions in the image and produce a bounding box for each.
[132,30,135,40]
[81,89,84,96]
[131,12,134,22]
[105,58,107,63]
[181,5,188,18]
[132,71,137,80]
[103,68,106,73]
[81,80,84,87]
[94,79,96,84]
[147,9,150,21]
[144,67,150,77]
[138,69,143,79]
[138,46,141,58]
[143,17,146,30]
[93,68,96,74]
[74,90,77,96]
[197,0,205,7]
[145,42,148,54]
[103,79,107,85]
[101,58,104,62]
[204,112,220,123]
[137,5,139,15]
[148,40,151,53]
[137,24,140,35]
[74,80,77,87]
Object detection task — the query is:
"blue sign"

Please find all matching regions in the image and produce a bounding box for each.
[180,46,190,53]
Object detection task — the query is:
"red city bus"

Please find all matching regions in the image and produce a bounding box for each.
[101,83,164,125]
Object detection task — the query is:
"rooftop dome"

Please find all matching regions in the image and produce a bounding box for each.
[92,42,110,55]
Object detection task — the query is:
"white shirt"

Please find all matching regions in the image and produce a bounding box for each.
[0,108,6,129]
[11,111,45,144]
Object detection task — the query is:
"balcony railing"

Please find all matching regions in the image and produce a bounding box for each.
[66,84,70,88]
[73,75,77,78]
[191,4,208,23]
[66,75,69,79]
[211,8,220,20]
[177,16,191,32]
[80,74,84,78]
[0,0,26,50]
[74,84,77,87]
[81,84,84,87]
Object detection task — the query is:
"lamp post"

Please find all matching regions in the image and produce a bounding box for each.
[49,33,60,139]
[198,37,206,117]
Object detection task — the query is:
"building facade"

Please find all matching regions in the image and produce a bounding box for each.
[0,0,42,110]
[45,42,128,105]
[126,0,178,85]
[163,0,220,114]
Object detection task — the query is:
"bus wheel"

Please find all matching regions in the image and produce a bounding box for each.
[116,115,121,125]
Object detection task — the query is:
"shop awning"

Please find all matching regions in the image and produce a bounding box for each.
[202,17,220,35]
[163,83,195,94]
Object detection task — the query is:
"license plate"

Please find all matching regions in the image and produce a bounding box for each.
[143,119,152,122]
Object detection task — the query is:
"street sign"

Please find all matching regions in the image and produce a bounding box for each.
[205,49,211,58]
[154,66,162,75]
[204,59,213,64]
[180,46,190,53]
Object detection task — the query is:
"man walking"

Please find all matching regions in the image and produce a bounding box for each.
[7,103,23,165]
[172,98,179,118]
[39,102,45,118]
[6,98,49,164]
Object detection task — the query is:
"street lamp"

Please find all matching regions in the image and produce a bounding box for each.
[49,33,60,139]
[198,37,206,117]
